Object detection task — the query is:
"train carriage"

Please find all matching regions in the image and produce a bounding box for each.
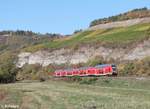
[53,64,117,77]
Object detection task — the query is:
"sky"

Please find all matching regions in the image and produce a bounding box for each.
[0,0,150,34]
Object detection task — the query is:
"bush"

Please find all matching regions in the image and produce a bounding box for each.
[0,52,18,83]
[16,64,54,81]
[17,64,41,80]
[86,56,105,66]
[119,57,150,76]
[120,63,135,75]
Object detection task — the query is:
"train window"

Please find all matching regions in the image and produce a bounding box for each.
[73,71,78,75]
[111,64,116,68]
[80,71,83,74]
[57,73,60,75]
[67,72,71,75]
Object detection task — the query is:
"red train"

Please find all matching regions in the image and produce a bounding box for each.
[53,64,117,77]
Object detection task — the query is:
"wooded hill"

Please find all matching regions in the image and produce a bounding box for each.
[90,7,150,27]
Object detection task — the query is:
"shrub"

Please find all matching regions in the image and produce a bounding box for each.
[0,52,18,83]
[16,64,42,80]
[16,64,54,81]
[86,56,105,66]
[119,57,150,76]
[120,63,135,75]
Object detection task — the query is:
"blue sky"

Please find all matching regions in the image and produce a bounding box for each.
[0,0,150,34]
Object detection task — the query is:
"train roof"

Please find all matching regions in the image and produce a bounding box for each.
[55,64,116,72]
[95,64,112,68]
[55,66,93,72]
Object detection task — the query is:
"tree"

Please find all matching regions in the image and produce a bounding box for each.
[0,52,18,83]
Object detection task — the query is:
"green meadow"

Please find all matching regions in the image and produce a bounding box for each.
[0,77,150,109]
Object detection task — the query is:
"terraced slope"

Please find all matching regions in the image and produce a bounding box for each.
[39,23,150,50]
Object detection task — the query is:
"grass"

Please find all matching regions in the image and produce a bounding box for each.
[23,23,150,52]
[0,77,150,109]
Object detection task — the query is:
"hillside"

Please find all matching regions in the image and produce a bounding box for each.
[0,8,150,83]
[19,23,150,64]
[15,22,150,80]
[0,31,62,53]
[24,23,150,51]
